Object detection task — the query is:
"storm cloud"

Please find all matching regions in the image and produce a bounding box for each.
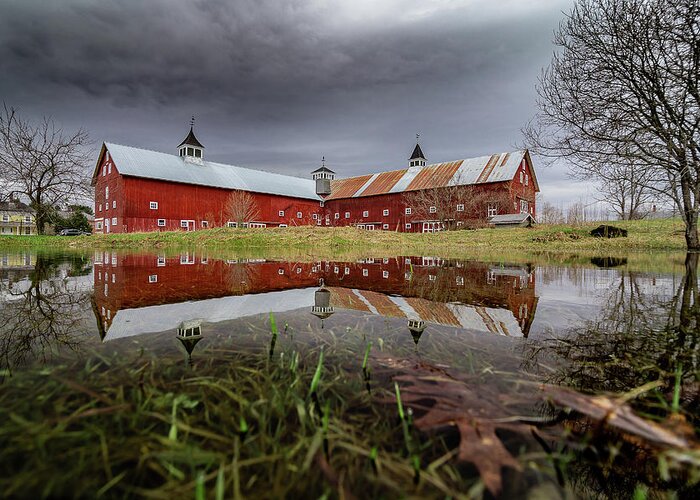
[0,0,579,203]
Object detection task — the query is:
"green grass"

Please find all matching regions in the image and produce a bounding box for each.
[0,218,690,253]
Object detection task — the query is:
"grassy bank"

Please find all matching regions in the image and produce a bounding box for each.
[0,218,689,254]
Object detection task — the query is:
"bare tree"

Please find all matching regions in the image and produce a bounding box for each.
[524,0,700,248]
[595,163,656,220]
[0,105,91,234]
[224,190,260,227]
[539,201,565,224]
[405,184,512,230]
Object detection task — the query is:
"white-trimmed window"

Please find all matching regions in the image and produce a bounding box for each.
[157,256,166,267]
[24,215,31,223]
[297,211,302,218]
[2,215,9,223]
[227,221,237,228]
[382,223,389,229]
[157,219,165,227]
[99,204,102,212]
[456,204,464,212]
[334,213,339,219]
[520,171,524,183]
[102,165,106,176]
[279,224,288,228]
[525,174,529,186]
[362,210,369,217]
[520,199,529,213]
[111,217,117,225]
[278,210,285,217]
[105,186,109,199]
[345,212,350,219]
[405,207,412,215]
[96,221,103,230]
[180,220,188,228]
[150,201,158,210]
[334,266,339,274]
[312,213,318,220]
[278,268,285,275]
[487,204,498,217]
[108,163,112,174]
[112,200,116,209]
[429,206,436,214]
[249,223,266,228]
[148,275,158,283]
[201,221,208,228]
[362,268,368,277]
[405,223,411,229]
[344,267,350,275]
[382,270,389,279]
[320,201,325,207]
[383,209,389,216]
[456,276,464,286]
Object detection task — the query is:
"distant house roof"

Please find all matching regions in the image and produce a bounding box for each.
[409,143,426,160]
[488,213,536,225]
[326,150,538,200]
[177,127,205,149]
[94,143,321,201]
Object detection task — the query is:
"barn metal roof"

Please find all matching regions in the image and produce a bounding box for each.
[488,213,536,225]
[326,150,536,200]
[102,143,321,201]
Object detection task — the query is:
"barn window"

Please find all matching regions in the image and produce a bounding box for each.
[405,223,411,229]
[96,221,103,230]
[187,147,194,156]
[148,275,158,283]
[456,204,464,212]
[320,201,324,207]
[201,221,208,228]
[520,200,529,213]
[278,268,285,275]
[362,210,369,217]
[344,267,350,275]
[279,224,288,228]
[334,213,339,219]
[382,271,389,279]
[157,256,166,266]
[99,204,102,212]
[249,223,266,228]
[383,209,389,216]
[111,217,117,225]
[227,221,237,228]
[157,219,165,227]
[297,211,302,218]
[194,149,202,158]
[112,200,116,209]
[102,165,106,176]
[312,213,318,220]
[525,174,529,186]
[487,204,498,217]
[429,206,436,214]
[362,269,368,277]
[150,201,158,209]
[278,210,285,217]
[383,224,389,229]
[105,186,109,199]
[108,163,112,174]
[456,276,464,286]
[405,207,411,215]
[345,212,350,218]
[520,171,524,183]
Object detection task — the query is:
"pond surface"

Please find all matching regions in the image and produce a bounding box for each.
[0,250,698,498]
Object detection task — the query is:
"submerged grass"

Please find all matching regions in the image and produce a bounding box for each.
[0,345,487,499]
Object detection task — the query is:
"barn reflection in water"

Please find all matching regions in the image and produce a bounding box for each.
[92,253,538,353]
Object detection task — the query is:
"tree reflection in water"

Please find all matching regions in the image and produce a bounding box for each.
[0,253,93,373]
[525,253,699,496]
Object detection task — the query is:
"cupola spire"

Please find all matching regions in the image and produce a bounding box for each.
[311,156,335,197]
[409,134,426,167]
[178,117,205,160]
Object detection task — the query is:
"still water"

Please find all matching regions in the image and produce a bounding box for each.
[0,250,697,498]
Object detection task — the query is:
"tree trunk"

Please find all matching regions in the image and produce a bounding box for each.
[680,176,699,250]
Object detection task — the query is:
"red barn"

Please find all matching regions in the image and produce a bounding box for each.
[92,127,539,233]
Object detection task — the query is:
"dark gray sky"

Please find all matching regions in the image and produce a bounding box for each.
[0,0,590,206]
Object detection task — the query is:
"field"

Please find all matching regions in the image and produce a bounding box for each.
[0,218,689,254]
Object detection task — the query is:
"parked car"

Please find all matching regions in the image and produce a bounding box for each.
[58,229,90,236]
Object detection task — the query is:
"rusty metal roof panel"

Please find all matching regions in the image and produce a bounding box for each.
[360,168,408,197]
[327,150,526,199]
[326,175,374,200]
[405,160,462,191]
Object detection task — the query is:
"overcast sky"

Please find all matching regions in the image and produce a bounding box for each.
[0,0,596,207]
